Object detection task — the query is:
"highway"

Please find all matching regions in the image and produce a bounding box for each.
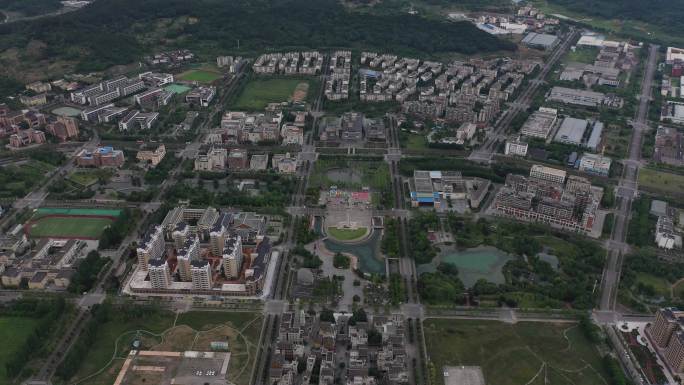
[597,44,659,319]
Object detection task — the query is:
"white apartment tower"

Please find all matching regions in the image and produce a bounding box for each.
[148,258,172,289]
[177,236,200,282]
[191,260,213,290]
[136,225,165,271]
[222,234,243,280]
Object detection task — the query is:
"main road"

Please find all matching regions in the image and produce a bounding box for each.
[597,44,659,320]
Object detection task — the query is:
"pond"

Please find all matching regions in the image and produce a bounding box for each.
[326,168,362,185]
[324,230,384,274]
[417,245,515,288]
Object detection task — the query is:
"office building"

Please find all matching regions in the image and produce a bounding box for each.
[578,153,612,177]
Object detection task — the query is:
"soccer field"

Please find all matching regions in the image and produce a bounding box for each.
[423,319,609,385]
[28,216,115,239]
[233,78,307,110]
[177,69,221,83]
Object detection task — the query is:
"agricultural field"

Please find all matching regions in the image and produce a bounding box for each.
[177,68,222,83]
[638,167,684,196]
[70,310,262,385]
[0,317,40,384]
[232,78,310,110]
[423,319,609,385]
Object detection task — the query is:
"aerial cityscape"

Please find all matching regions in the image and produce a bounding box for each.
[0,0,683,384]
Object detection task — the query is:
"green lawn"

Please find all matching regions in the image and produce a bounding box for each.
[402,133,428,151]
[68,169,113,187]
[70,311,173,385]
[424,319,609,385]
[28,216,115,239]
[673,280,684,300]
[0,317,40,384]
[72,310,261,385]
[177,69,221,83]
[232,78,306,110]
[563,47,599,64]
[636,273,671,297]
[327,226,367,241]
[638,167,684,196]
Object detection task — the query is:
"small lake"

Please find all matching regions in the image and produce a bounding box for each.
[417,245,515,287]
[326,168,362,185]
[324,230,384,274]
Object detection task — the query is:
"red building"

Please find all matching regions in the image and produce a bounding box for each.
[75,146,125,167]
[47,116,79,142]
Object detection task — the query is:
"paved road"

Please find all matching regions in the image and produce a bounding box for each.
[469,29,577,163]
[598,44,659,315]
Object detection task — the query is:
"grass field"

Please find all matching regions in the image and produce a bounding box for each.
[0,317,39,384]
[563,47,599,64]
[68,169,113,187]
[401,133,428,151]
[674,280,684,300]
[424,319,609,385]
[232,78,307,110]
[635,273,671,298]
[638,167,684,196]
[72,310,262,385]
[28,216,115,239]
[327,226,368,241]
[177,69,221,83]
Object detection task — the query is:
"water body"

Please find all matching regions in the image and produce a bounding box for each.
[324,230,384,274]
[326,168,362,185]
[417,245,515,288]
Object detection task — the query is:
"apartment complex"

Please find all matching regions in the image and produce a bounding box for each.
[493,165,603,234]
[253,51,323,75]
[648,308,684,373]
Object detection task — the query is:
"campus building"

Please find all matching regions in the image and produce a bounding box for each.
[409,170,491,209]
[75,146,125,168]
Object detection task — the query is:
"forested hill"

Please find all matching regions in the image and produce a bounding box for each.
[548,0,684,34]
[0,0,515,75]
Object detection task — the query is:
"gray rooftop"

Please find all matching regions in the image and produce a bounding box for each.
[555,117,588,145]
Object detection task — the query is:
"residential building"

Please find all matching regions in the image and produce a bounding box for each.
[250,154,269,171]
[177,236,200,282]
[271,153,298,174]
[26,81,51,93]
[655,126,684,166]
[148,258,172,289]
[136,226,165,271]
[222,234,243,280]
[191,260,213,290]
[656,216,682,250]
[20,93,47,107]
[209,213,230,256]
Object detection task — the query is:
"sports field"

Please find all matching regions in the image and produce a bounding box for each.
[423,319,609,385]
[0,316,40,383]
[233,78,308,110]
[177,69,221,83]
[26,208,121,239]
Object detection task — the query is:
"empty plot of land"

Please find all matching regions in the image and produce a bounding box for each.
[638,167,684,196]
[423,319,609,385]
[292,82,309,102]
